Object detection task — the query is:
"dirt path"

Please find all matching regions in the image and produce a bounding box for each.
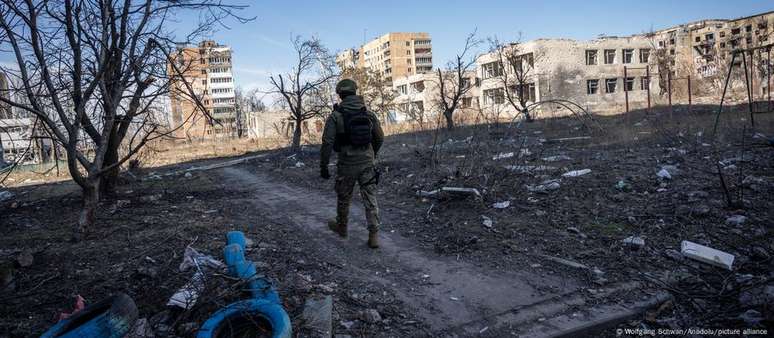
[217,165,579,335]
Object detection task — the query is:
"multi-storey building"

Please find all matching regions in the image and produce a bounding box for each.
[169,40,238,140]
[652,11,773,100]
[337,32,432,85]
[476,36,656,117]
[392,71,480,124]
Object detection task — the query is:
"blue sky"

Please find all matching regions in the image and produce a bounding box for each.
[181,0,770,93]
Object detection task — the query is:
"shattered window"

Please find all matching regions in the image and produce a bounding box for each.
[604,49,615,64]
[623,49,634,64]
[624,77,635,91]
[587,79,599,94]
[639,49,650,63]
[585,50,598,65]
[605,78,617,93]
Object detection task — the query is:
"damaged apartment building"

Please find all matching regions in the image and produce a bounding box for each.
[472,10,773,118]
[344,11,773,124]
[651,11,773,103]
[168,40,239,140]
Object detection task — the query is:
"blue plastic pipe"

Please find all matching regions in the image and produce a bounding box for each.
[196,231,291,338]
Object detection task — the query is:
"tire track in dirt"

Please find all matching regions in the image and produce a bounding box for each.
[217,166,579,334]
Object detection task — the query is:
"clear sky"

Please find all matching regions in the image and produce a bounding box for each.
[181,0,770,93]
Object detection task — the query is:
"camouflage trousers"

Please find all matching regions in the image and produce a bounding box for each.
[335,165,380,231]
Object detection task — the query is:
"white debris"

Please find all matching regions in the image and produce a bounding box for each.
[417,187,482,199]
[656,168,672,180]
[542,155,572,162]
[526,179,561,193]
[167,270,205,309]
[505,165,556,173]
[179,246,225,272]
[440,187,481,197]
[492,201,510,209]
[519,148,532,157]
[492,152,515,160]
[295,161,305,168]
[725,215,747,226]
[681,240,735,270]
[562,169,592,177]
[622,236,645,247]
[481,215,493,228]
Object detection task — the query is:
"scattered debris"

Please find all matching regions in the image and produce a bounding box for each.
[725,215,747,226]
[418,187,482,199]
[167,270,205,309]
[505,165,556,173]
[622,236,645,248]
[656,168,672,180]
[140,194,162,203]
[562,169,591,177]
[681,240,735,270]
[178,246,225,272]
[339,320,355,330]
[360,309,382,324]
[566,227,581,234]
[492,152,514,160]
[548,136,591,142]
[540,255,588,270]
[0,190,13,202]
[526,179,561,193]
[542,155,571,162]
[302,295,333,337]
[615,180,632,192]
[491,201,510,209]
[738,309,764,326]
[295,161,306,168]
[481,216,493,228]
[184,172,193,179]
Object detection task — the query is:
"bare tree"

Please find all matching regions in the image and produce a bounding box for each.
[489,36,539,121]
[339,66,395,121]
[269,36,336,152]
[233,87,260,138]
[0,1,249,240]
[437,30,480,129]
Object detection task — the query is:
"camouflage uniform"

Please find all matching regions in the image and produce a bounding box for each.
[320,81,384,234]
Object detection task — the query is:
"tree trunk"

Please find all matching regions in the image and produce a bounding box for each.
[291,119,302,152]
[99,129,122,197]
[74,180,99,242]
[444,109,455,130]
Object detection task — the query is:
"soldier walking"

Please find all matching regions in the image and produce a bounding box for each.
[319,79,384,248]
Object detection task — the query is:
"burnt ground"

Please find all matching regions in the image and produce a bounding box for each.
[1,104,773,337]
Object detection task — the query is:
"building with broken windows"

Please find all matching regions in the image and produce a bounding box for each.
[391,71,480,124]
[168,40,239,140]
[476,36,657,117]
[336,32,433,86]
[651,11,773,103]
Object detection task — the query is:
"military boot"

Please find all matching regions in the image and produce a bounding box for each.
[367,229,379,249]
[327,219,347,238]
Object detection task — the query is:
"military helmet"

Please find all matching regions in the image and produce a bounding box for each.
[335,79,358,95]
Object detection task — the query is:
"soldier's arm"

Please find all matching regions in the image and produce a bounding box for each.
[320,115,337,168]
[371,114,384,156]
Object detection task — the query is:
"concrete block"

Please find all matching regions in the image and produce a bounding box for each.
[681,240,734,270]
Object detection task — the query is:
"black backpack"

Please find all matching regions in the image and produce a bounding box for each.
[342,107,373,147]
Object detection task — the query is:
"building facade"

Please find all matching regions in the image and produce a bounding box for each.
[476,36,657,117]
[337,32,433,85]
[169,40,238,140]
[392,71,480,124]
